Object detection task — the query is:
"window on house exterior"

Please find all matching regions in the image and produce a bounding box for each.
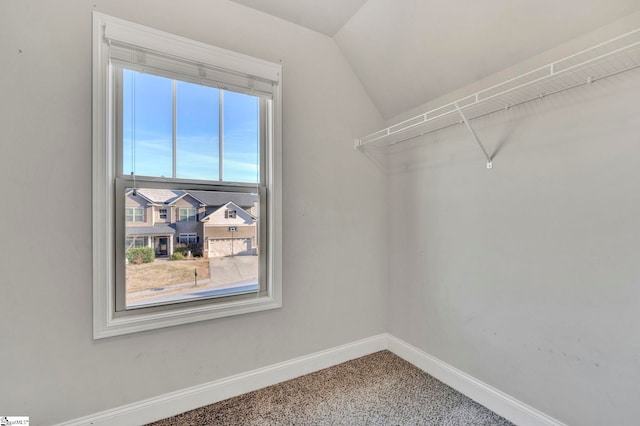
[125,207,144,222]
[178,233,198,244]
[225,209,237,219]
[178,208,197,222]
[92,12,282,339]
[126,236,147,248]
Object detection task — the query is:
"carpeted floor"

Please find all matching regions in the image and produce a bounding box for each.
[148,350,514,425]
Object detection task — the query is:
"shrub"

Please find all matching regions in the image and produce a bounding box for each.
[170,252,185,260]
[174,244,189,255]
[126,247,155,264]
[174,243,203,257]
[188,243,203,257]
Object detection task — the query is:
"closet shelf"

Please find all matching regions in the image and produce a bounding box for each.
[355,27,640,150]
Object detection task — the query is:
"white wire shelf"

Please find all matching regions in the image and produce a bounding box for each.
[355,27,640,155]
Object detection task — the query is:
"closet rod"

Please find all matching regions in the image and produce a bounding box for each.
[355,27,640,151]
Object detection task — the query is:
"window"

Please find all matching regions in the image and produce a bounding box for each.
[178,208,197,222]
[93,12,282,338]
[225,209,237,219]
[126,236,148,248]
[178,233,198,244]
[125,207,144,222]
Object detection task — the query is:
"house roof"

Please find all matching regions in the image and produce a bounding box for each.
[126,224,176,236]
[188,190,258,208]
[201,201,256,224]
[125,188,258,208]
[133,188,185,205]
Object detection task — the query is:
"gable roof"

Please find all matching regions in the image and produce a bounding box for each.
[172,191,207,207]
[132,188,186,205]
[201,201,256,224]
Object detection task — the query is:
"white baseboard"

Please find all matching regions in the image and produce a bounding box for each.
[386,334,567,426]
[54,334,388,426]
[56,333,565,426]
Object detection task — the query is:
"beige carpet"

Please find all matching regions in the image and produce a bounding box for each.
[148,350,514,425]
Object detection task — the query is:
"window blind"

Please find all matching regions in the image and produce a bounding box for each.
[103,19,280,98]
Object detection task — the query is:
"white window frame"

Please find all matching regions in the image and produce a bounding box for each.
[225,209,237,219]
[158,208,167,220]
[126,236,148,248]
[125,207,144,222]
[178,207,197,222]
[92,12,282,339]
[178,233,198,244]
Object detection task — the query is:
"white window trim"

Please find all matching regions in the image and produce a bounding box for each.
[178,207,197,222]
[178,233,198,244]
[92,12,282,339]
[126,236,148,248]
[125,207,144,222]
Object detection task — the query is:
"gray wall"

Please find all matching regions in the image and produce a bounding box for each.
[4,2,640,425]
[386,39,640,426]
[0,1,387,424]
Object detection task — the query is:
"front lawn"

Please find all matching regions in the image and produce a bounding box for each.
[126,259,210,293]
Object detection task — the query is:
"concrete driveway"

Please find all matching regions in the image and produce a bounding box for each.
[208,255,258,286]
[127,255,259,307]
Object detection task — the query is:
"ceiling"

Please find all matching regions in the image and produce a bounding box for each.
[230,0,640,120]
[230,0,369,37]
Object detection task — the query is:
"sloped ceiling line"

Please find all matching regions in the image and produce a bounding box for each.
[231,0,640,120]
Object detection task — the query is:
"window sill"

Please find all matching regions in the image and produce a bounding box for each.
[94,293,281,339]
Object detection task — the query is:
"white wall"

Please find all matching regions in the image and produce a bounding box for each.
[386,19,640,425]
[0,1,386,424]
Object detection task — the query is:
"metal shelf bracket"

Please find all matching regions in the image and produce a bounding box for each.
[354,27,640,166]
[455,103,493,169]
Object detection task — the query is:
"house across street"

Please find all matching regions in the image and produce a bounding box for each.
[125,188,259,259]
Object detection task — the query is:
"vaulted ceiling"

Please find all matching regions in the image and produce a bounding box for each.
[230,0,369,37]
[230,0,640,119]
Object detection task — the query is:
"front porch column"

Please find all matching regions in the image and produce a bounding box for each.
[168,235,174,256]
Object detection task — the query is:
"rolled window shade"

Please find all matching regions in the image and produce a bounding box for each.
[103,19,280,98]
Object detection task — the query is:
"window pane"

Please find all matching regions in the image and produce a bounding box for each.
[176,81,220,180]
[123,70,173,178]
[223,91,259,183]
[124,187,259,309]
[178,208,196,222]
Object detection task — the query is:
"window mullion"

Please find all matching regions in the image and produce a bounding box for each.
[219,90,224,181]
[172,79,177,178]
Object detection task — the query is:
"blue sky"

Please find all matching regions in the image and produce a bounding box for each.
[122,69,260,183]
